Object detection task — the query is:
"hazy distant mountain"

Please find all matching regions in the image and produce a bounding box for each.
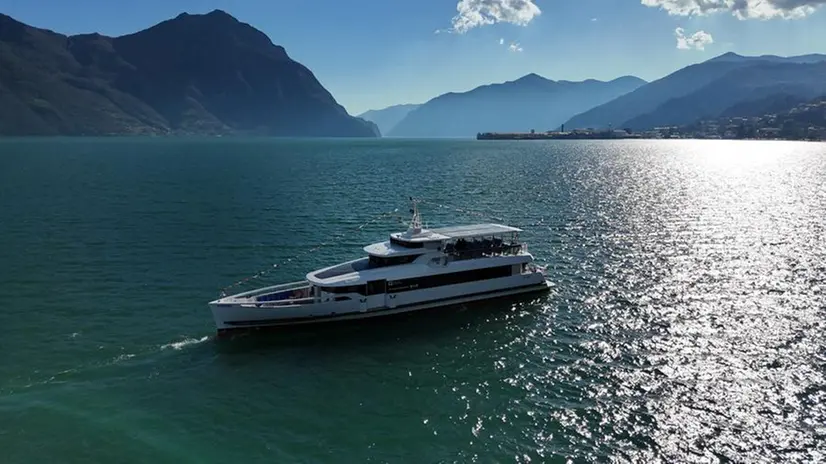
[565,53,826,130]
[623,62,826,129]
[386,74,646,137]
[707,51,826,65]
[0,11,378,136]
[358,104,421,135]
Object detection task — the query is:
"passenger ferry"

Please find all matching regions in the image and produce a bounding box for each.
[209,201,551,334]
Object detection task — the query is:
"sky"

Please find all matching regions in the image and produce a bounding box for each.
[1,0,825,115]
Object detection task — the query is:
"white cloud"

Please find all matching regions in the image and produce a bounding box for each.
[642,0,826,19]
[591,17,599,21]
[675,27,714,50]
[498,38,522,51]
[450,0,541,33]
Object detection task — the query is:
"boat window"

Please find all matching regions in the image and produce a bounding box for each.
[447,236,521,260]
[386,265,512,293]
[367,280,387,295]
[390,237,424,249]
[321,285,366,295]
[369,254,421,268]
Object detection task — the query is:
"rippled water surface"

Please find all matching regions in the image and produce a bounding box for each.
[1,138,825,463]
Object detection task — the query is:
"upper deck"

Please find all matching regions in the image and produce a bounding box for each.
[364,223,522,257]
[309,202,527,287]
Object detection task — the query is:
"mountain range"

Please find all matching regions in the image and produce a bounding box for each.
[356,51,826,137]
[357,104,421,136]
[376,75,647,137]
[3,8,825,138]
[564,52,826,130]
[0,11,378,136]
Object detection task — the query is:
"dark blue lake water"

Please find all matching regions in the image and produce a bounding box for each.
[1,137,824,463]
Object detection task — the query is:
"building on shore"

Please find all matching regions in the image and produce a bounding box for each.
[476,128,642,140]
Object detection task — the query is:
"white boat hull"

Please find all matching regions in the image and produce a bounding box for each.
[210,274,551,335]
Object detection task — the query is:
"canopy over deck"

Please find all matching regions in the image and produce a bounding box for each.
[431,223,521,239]
[391,223,521,244]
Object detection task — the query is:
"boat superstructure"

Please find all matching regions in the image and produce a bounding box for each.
[209,200,550,334]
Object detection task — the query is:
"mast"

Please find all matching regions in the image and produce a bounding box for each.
[408,197,422,234]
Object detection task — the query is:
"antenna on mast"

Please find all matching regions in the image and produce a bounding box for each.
[408,196,422,234]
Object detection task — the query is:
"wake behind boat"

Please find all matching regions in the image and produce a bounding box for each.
[209,200,550,335]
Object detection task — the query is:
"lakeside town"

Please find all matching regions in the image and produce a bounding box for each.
[478,97,826,142]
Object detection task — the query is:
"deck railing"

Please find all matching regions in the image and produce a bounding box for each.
[226,280,309,299]
[448,244,524,261]
[246,296,316,308]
